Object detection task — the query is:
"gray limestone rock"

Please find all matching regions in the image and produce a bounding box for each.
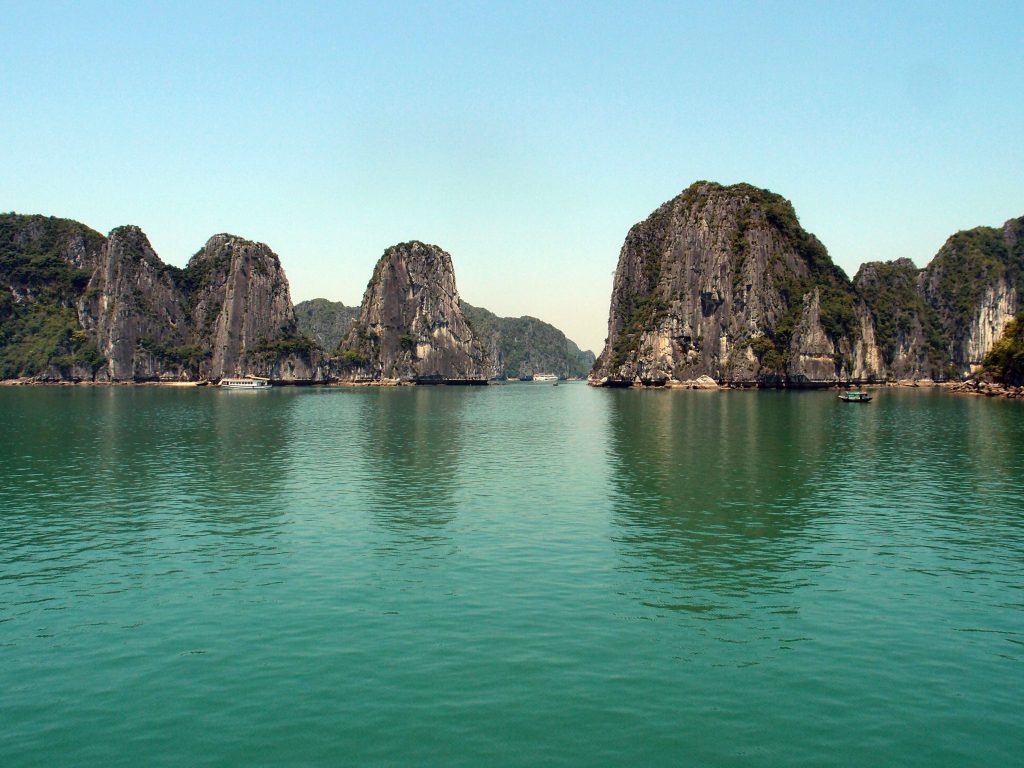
[591,182,876,386]
[336,241,486,381]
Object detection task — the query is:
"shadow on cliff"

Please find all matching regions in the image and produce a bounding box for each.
[604,390,847,612]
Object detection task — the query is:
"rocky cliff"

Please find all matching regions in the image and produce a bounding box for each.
[593,183,1023,386]
[591,182,874,386]
[336,241,486,381]
[851,258,940,378]
[300,295,594,380]
[183,234,319,381]
[6,202,1021,387]
[459,301,595,379]
[81,226,192,381]
[982,311,1024,386]
[0,214,318,382]
[856,216,1023,379]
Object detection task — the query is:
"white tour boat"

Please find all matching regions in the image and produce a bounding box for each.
[219,376,272,389]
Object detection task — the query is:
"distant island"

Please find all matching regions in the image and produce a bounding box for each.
[1,181,1021,388]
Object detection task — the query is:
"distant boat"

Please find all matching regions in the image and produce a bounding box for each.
[532,373,558,383]
[838,390,871,402]
[219,376,272,389]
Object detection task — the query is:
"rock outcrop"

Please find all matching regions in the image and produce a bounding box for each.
[978,310,1024,386]
[0,214,318,382]
[592,183,1023,387]
[852,258,938,378]
[0,215,107,380]
[336,242,486,382]
[591,182,873,386]
[5,201,1022,387]
[83,226,192,381]
[184,234,318,381]
[857,216,1023,379]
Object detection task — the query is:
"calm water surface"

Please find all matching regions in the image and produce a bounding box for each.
[1,384,1022,766]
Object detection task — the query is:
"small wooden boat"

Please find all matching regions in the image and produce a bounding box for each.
[838,390,872,402]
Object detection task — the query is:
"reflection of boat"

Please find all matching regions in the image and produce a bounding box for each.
[838,390,871,402]
[219,376,272,389]
[532,373,558,383]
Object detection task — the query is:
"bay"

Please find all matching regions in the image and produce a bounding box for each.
[1,384,1022,766]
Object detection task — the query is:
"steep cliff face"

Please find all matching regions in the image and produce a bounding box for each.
[460,301,595,379]
[1,214,320,382]
[337,242,485,381]
[82,226,192,381]
[853,258,941,378]
[592,182,872,385]
[983,311,1024,386]
[920,221,1021,375]
[183,234,316,379]
[857,218,1023,379]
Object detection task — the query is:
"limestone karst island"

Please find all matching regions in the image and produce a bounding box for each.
[2,181,1021,393]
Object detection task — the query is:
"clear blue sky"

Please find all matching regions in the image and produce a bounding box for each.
[2,1,1021,352]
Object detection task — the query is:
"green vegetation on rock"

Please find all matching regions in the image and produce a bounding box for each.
[0,214,106,378]
[250,334,319,361]
[294,299,360,350]
[854,259,947,369]
[136,338,208,368]
[983,311,1024,386]
[460,301,594,378]
[925,226,1018,339]
[0,303,102,378]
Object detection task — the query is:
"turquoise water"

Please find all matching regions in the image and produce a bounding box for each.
[1,384,1022,766]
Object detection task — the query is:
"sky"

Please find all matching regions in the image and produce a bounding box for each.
[2,1,1022,352]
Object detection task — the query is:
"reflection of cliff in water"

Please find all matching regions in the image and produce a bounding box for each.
[0,387,295,586]
[606,391,838,609]
[96,387,295,543]
[358,387,469,537]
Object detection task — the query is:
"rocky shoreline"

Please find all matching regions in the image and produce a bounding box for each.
[945,379,1024,400]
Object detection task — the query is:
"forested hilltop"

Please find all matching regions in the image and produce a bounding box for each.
[591,182,1022,387]
[458,302,594,379]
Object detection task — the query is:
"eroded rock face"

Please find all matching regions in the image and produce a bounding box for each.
[84,226,191,381]
[593,184,1024,386]
[591,182,875,386]
[337,242,486,381]
[185,234,317,380]
[858,218,1022,379]
[921,221,1021,376]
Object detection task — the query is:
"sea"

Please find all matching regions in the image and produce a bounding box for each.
[1,383,1022,766]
